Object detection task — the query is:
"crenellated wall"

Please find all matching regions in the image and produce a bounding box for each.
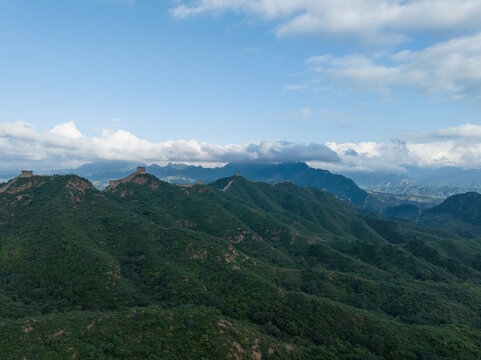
[106,167,147,190]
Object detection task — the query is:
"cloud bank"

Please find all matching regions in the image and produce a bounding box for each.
[0,122,339,169]
[2,122,481,172]
[322,123,481,172]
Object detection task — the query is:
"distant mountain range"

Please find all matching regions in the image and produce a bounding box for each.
[2,160,444,210]
[342,166,481,200]
[343,166,481,187]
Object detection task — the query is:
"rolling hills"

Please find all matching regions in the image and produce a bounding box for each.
[1,173,481,358]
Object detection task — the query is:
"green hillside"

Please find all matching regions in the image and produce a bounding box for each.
[1,173,481,359]
[388,191,481,235]
[423,192,481,227]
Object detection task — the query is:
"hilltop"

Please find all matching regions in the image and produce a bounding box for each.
[1,171,481,358]
[387,191,481,230]
[424,192,481,226]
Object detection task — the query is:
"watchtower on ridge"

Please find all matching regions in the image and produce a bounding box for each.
[20,170,33,178]
[106,166,147,190]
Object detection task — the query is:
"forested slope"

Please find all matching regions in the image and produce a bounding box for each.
[1,174,481,359]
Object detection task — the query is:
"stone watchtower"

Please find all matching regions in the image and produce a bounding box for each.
[106,166,147,191]
[20,170,33,178]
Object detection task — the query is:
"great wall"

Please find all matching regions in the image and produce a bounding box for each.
[0,167,241,193]
[106,166,207,190]
[0,170,35,193]
[106,166,147,190]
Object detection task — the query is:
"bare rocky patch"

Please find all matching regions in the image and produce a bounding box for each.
[52,329,65,337]
[65,177,94,202]
[2,178,45,195]
[66,178,94,193]
[87,320,96,330]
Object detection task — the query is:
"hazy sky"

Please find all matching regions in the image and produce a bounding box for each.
[2,0,481,171]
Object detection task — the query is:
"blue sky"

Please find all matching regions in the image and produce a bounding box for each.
[2,0,481,171]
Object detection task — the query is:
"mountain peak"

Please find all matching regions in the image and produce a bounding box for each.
[0,174,96,209]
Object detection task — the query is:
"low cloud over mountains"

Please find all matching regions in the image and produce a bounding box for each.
[3,121,481,172]
[0,121,339,169]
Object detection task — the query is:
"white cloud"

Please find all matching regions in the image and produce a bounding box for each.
[283,84,308,91]
[306,55,332,64]
[171,0,481,44]
[435,123,481,139]
[307,32,481,100]
[50,122,83,139]
[0,122,339,169]
[321,124,481,172]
